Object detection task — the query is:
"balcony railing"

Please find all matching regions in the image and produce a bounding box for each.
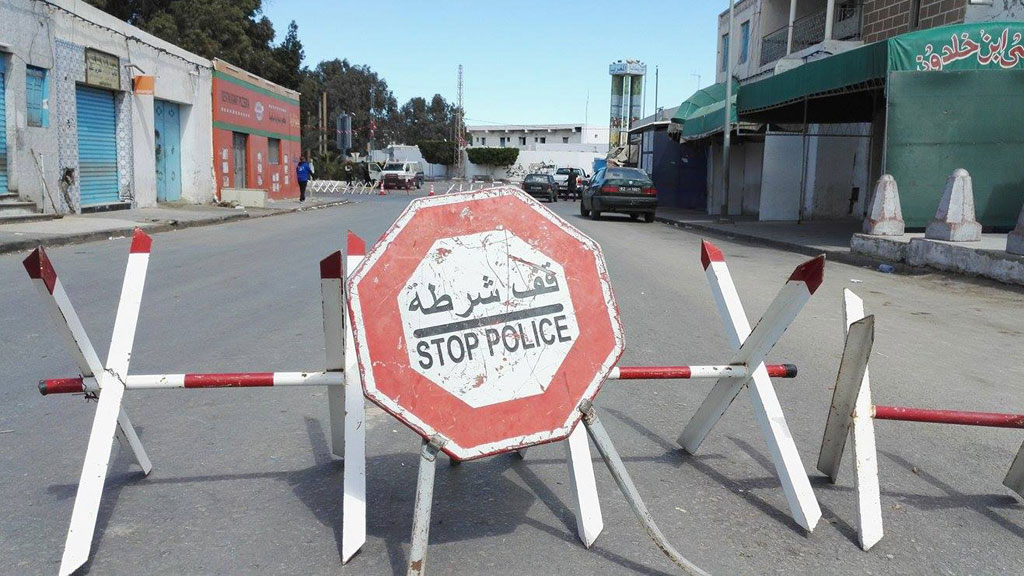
[759,2,862,67]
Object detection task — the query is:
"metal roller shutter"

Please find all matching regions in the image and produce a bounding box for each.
[76,86,119,206]
[0,59,8,195]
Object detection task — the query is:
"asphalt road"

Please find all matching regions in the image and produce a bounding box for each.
[2,190,1023,575]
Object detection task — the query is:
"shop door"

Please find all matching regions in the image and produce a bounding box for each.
[0,59,7,195]
[76,86,119,207]
[154,99,182,202]
[232,132,247,188]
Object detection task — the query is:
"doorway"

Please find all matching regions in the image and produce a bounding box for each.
[232,132,247,188]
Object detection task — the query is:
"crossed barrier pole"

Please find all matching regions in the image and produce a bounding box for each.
[30,229,810,572]
[818,289,1024,551]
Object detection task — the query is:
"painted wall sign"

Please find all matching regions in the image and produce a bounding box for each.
[84,49,121,90]
[347,188,624,461]
[890,23,1024,72]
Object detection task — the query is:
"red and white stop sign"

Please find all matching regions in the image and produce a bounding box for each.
[347,187,624,460]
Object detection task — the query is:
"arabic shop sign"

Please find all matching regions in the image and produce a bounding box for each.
[85,49,121,90]
[399,230,579,409]
[891,23,1024,72]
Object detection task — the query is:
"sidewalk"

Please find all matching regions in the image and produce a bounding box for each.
[0,197,350,255]
[654,208,872,265]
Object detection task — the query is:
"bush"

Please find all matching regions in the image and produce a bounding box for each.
[418,141,457,165]
[467,147,519,166]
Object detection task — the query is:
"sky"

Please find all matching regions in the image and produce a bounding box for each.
[262,0,725,126]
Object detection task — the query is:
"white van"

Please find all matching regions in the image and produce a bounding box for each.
[381,161,424,190]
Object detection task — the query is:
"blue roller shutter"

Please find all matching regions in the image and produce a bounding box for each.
[0,59,8,195]
[76,86,118,206]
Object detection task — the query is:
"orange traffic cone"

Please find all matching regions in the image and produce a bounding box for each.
[378,179,385,196]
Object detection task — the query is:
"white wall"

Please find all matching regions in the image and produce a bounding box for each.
[464,150,602,181]
[759,134,803,221]
[706,140,762,216]
[716,0,764,84]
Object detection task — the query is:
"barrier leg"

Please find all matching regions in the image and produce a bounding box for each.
[59,230,151,576]
[579,401,708,576]
[342,232,367,563]
[408,437,443,576]
[680,241,822,531]
[23,246,152,472]
[320,251,346,458]
[565,425,603,547]
[1005,441,1024,499]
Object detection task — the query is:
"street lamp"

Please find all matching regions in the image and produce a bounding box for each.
[720,0,735,222]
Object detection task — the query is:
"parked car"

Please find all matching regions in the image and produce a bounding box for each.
[521,173,558,203]
[381,161,423,190]
[553,167,589,198]
[580,167,657,222]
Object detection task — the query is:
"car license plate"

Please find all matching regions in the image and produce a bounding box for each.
[622,186,641,193]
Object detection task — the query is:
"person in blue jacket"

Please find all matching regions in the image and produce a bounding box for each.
[296,156,314,202]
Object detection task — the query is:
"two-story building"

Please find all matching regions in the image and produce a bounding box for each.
[674,0,1024,229]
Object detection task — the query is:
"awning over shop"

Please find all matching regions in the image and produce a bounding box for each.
[670,82,737,140]
[736,22,1024,123]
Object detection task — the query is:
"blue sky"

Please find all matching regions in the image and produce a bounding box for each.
[262,1,725,125]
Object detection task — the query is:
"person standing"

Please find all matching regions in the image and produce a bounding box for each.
[296,155,313,202]
[566,167,578,200]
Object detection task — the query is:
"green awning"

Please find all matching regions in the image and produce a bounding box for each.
[670,82,738,140]
[737,40,888,115]
[737,22,1024,116]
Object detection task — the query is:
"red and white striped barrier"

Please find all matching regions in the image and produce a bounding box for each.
[31,232,807,570]
[818,289,1024,551]
[26,228,355,576]
[678,241,825,532]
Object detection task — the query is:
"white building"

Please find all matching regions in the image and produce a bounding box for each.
[0,0,215,215]
[466,124,608,152]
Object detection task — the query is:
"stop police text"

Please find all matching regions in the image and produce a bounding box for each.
[416,315,573,369]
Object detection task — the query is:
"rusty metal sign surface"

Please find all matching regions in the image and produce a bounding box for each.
[347,187,624,460]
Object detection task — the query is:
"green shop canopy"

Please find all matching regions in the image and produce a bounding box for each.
[670,82,738,140]
[737,21,1024,119]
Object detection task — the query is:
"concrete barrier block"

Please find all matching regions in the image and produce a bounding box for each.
[1007,204,1024,256]
[925,169,981,242]
[862,175,904,236]
[850,233,909,263]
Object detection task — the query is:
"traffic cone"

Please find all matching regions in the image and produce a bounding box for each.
[378,179,386,196]
[429,184,435,196]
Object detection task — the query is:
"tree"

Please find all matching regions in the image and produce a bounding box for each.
[419,141,457,166]
[467,147,519,166]
[307,59,399,155]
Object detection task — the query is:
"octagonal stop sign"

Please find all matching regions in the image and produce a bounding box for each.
[347,187,624,460]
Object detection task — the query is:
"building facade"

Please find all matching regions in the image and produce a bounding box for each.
[0,0,215,214]
[212,59,301,200]
[466,124,608,151]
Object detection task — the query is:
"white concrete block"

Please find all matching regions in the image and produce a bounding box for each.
[220,188,267,208]
[862,175,904,236]
[1007,204,1024,256]
[925,169,981,242]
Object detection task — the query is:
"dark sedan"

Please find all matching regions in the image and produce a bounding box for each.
[580,167,657,222]
[522,173,558,203]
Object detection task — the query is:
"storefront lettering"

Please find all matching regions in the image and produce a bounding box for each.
[916,28,1024,71]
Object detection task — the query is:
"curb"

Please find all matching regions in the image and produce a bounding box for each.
[653,215,921,273]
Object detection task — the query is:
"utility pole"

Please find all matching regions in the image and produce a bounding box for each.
[456,64,465,179]
[692,71,702,90]
[720,0,735,221]
[320,91,328,155]
[369,87,375,156]
[654,66,659,116]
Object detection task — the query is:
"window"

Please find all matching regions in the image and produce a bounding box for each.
[268,138,280,164]
[500,136,507,147]
[26,66,49,128]
[721,33,730,72]
[739,21,750,64]
[539,137,546,144]
[480,137,486,145]
[518,136,527,146]
[562,137,569,143]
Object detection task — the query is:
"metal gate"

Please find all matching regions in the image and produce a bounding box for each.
[154,99,182,202]
[232,132,247,188]
[76,86,119,207]
[0,59,8,195]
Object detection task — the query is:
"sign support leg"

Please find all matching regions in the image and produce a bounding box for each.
[579,401,709,576]
[564,425,604,548]
[408,436,444,576]
[342,233,368,563]
[320,251,346,459]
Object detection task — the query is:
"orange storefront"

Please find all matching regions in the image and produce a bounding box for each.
[212,59,301,200]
